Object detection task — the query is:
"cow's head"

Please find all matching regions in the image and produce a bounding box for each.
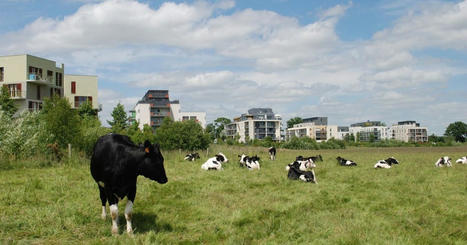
[238,154,248,163]
[216,152,228,163]
[140,140,168,184]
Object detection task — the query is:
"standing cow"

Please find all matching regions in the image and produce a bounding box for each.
[269,147,276,160]
[90,134,167,234]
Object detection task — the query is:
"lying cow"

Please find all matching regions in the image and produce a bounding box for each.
[201,153,228,170]
[435,156,452,167]
[90,133,167,234]
[456,156,467,164]
[287,164,317,183]
[238,154,261,170]
[268,147,276,160]
[184,152,200,161]
[374,157,399,169]
[286,159,316,172]
[336,156,357,166]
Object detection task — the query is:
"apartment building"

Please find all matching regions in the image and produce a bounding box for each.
[349,125,390,142]
[225,108,282,143]
[390,121,428,142]
[64,75,99,111]
[170,100,206,129]
[286,122,328,141]
[132,90,171,130]
[130,90,206,130]
[0,54,64,113]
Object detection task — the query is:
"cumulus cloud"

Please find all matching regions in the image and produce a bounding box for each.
[1,0,466,133]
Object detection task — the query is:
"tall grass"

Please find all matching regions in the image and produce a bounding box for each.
[0,145,466,244]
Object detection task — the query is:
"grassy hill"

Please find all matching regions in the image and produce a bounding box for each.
[1,145,466,244]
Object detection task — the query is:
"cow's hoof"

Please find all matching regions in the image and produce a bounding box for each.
[101,214,106,220]
[111,227,119,235]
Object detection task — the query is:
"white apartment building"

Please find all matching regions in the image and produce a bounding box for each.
[225,108,282,143]
[349,126,391,142]
[286,123,328,142]
[170,100,206,129]
[0,54,64,113]
[130,90,206,130]
[286,123,348,141]
[64,74,99,111]
[390,121,428,142]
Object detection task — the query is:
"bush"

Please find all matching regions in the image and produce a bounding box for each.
[155,118,210,151]
[0,111,48,159]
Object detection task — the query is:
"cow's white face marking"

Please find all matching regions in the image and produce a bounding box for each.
[110,204,118,234]
[98,181,105,187]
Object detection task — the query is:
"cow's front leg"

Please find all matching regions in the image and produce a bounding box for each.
[125,186,136,234]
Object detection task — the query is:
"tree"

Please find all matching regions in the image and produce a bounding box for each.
[155,117,210,150]
[0,86,17,117]
[207,117,232,140]
[287,117,303,128]
[78,101,97,117]
[445,121,467,142]
[107,103,128,132]
[40,96,81,148]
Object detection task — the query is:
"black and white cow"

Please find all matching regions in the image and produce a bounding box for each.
[238,154,261,170]
[286,158,316,171]
[336,156,357,166]
[201,153,228,170]
[456,156,467,164]
[435,156,452,167]
[287,164,317,183]
[374,157,399,169]
[268,147,276,160]
[184,152,200,161]
[90,133,167,234]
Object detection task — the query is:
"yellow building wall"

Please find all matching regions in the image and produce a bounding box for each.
[64,75,99,109]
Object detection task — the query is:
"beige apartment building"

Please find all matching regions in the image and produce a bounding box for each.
[64,75,99,111]
[225,108,282,143]
[390,121,428,142]
[0,54,64,113]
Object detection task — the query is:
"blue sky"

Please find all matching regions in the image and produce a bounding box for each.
[1,0,466,134]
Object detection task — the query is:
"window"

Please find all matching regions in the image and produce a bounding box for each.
[71,81,76,94]
[28,101,42,111]
[55,73,63,87]
[0,67,4,82]
[47,70,53,82]
[74,96,91,108]
[7,84,21,97]
[29,66,43,80]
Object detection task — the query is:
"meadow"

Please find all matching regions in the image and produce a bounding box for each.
[0,145,466,244]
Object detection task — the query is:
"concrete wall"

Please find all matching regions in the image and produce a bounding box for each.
[179,112,207,129]
[135,103,151,130]
[0,55,27,82]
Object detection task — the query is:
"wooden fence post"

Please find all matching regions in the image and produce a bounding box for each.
[68,144,72,159]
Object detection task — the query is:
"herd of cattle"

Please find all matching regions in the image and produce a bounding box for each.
[90,133,466,234]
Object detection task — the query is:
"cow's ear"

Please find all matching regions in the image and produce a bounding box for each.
[144,140,152,154]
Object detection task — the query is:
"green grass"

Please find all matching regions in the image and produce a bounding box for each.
[1,145,466,244]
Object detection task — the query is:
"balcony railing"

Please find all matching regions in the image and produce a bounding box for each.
[9,90,22,98]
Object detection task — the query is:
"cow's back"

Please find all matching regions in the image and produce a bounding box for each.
[90,134,139,182]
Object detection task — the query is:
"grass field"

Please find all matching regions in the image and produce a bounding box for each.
[1,145,466,244]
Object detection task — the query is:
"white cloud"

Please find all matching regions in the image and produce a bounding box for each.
[1,0,466,133]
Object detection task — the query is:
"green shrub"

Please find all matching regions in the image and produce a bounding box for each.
[155,117,211,150]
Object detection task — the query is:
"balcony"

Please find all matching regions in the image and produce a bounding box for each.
[27,73,52,85]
